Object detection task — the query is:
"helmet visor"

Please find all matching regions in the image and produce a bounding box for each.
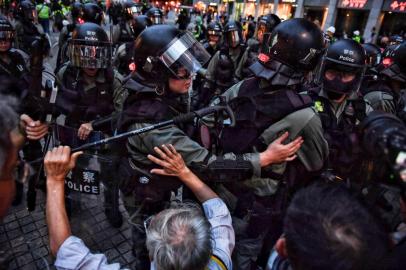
[159,32,211,77]
[0,30,14,41]
[152,16,163,24]
[207,30,221,36]
[68,42,112,69]
[226,30,240,48]
[126,6,141,18]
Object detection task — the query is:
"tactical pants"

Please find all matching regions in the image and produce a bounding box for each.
[19,140,44,208]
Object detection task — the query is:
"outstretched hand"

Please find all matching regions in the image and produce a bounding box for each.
[260,132,304,167]
[147,144,191,178]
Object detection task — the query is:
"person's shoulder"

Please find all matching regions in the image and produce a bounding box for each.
[283,106,318,127]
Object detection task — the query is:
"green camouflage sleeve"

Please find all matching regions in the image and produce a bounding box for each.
[363,91,396,114]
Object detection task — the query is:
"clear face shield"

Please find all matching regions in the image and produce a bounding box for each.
[256,23,267,44]
[126,6,141,19]
[151,15,163,25]
[226,30,240,48]
[0,30,14,41]
[159,32,211,79]
[68,40,112,69]
[317,57,365,96]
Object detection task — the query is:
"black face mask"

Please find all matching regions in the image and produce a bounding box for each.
[323,75,358,95]
[326,90,346,100]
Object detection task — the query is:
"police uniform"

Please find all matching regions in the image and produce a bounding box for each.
[112,21,134,46]
[235,38,259,80]
[203,18,327,270]
[14,19,45,55]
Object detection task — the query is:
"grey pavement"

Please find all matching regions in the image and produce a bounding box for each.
[1,185,136,270]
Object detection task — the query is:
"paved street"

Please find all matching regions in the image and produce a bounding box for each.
[1,186,136,269]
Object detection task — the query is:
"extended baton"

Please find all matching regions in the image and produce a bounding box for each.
[30,105,235,163]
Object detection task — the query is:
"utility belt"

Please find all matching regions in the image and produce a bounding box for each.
[117,157,183,202]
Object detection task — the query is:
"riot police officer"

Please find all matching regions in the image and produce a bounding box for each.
[56,2,103,72]
[362,42,406,118]
[112,0,142,46]
[236,13,280,79]
[361,42,382,82]
[202,21,222,57]
[0,15,50,207]
[117,24,303,269]
[309,39,371,180]
[210,18,328,269]
[201,20,245,107]
[145,7,163,25]
[55,22,125,228]
[56,2,84,70]
[14,0,47,55]
[113,15,152,76]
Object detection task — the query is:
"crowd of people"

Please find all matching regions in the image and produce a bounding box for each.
[0,0,405,269]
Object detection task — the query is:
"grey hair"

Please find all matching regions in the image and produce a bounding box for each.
[0,95,19,176]
[146,202,212,270]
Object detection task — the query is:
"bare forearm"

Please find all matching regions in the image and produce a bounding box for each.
[179,170,218,203]
[46,180,71,256]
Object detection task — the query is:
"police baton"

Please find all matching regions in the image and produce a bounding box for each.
[30,105,235,163]
[72,105,235,152]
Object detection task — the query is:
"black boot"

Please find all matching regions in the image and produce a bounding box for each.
[12,181,23,206]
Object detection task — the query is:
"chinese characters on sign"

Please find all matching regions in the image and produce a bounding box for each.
[339,0,368,8]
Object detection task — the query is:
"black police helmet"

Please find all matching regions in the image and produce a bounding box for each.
[0,15,14,43]
[71,2,84,21]
[207,21,222,36]
[259,18,324,72]
[82,3,103,25]
[131,15,152,39]
[146,7,163,25]
[319,39,366,95]
[258,13,281,33]
[362,43,382,68]
[68,22,111,69]
[224,20,241,48]
[380,42,406,83]
[122,0,142,20]
[133,24,210,85]
[18,0,37,21]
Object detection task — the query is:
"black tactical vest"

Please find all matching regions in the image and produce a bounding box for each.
[219,77,313,154]
[118,79,189,133]
[17,20,41,54]
[118,21,134,44]
[58,66,115,127]
[309,88,367,178]
[0,49,29,100]
[215,47,245,88]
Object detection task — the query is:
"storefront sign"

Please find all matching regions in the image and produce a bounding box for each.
[338,0,369,8]
[383,0,406,12]
[281,0,297,3]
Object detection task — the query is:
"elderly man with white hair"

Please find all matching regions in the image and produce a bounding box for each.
[44,144,235,270]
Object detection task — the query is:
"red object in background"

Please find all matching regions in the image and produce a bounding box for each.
[78,18,85,24]
[382,57,393,67]
[258,53,270,63]
[129,62,136,71]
